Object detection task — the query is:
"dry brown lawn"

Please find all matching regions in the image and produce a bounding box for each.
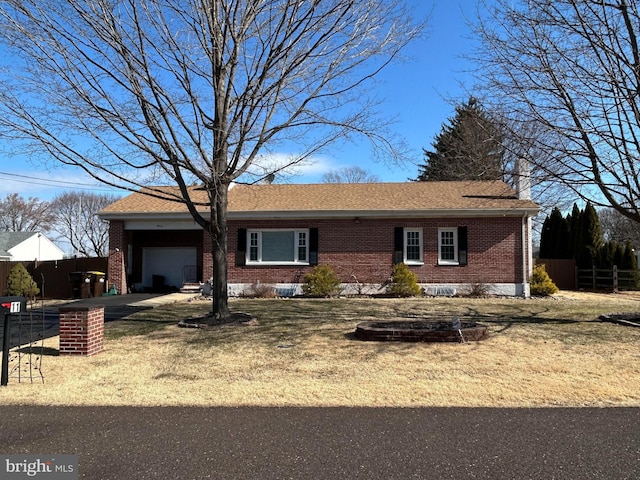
[1,291,639,407]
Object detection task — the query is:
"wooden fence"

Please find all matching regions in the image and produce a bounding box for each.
[536,259,577,290]
[576,266,640,292]
[537,259,639,291]
[0,257,108,299]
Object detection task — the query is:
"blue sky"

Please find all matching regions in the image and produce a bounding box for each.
[0,1,481,201]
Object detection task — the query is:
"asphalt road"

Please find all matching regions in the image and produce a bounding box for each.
[1,406,639,479]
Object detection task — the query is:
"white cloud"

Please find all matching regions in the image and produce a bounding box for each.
[241,152,341,183]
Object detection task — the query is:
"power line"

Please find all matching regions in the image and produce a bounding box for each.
[0,171,123,193]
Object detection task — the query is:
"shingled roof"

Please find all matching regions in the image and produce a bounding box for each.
[99,181,539,220]
[0,232,37,258]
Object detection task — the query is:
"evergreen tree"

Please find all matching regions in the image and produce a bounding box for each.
[567,203,582,260]
[539,213,553,259]
[576,202,603,268]
[597,241,616,268]
[539,207,570,258]
[622,241,637,270]
[622,241,639,288]
[6,263,39,300]
[613,242,625,269]
[415,97,504,181]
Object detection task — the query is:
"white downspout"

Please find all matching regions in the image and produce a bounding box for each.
[516,158,532,298]
[522,214,531,298]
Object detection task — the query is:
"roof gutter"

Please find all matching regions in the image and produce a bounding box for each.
[100,207,540,222]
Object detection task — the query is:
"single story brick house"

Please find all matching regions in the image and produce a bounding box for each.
[99,180,539,297]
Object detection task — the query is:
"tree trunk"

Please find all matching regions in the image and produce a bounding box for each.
[210,183,231,321]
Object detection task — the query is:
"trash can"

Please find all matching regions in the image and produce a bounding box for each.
[152,275,165,292]
[69,272,92,299]
[88,271,106,297]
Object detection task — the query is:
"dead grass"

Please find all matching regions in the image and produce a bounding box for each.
[2,291,640,407]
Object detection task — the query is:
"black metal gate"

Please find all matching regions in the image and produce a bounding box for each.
[1,297,45,385]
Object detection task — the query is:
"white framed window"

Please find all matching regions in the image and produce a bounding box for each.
[246,229,309,265]
[438,227,458,265]
[404,228,423,264]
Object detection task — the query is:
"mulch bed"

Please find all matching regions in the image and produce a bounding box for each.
[355,320,487,342]
[178,312,258,329]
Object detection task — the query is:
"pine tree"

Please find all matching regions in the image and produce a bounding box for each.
[622,241,637,270]
[539,207,570,258]
[622,241,639,288]
[415,97,504,181]
[567,203,582,260]
[597,241,616,268]
[576,202,603,268]
[6,263,39,300]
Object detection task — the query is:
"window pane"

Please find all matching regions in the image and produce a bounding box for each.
[298,232,307,261]
[440,230,455,261]
[262,231,295,262]
[249,232,259,261]
[406,230,421,261]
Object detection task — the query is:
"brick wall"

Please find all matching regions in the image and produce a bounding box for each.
[108,215,530,294]
[59,306,105,356]
[227,217,526,285]
[202,230,213,282]
[107,221,127,295]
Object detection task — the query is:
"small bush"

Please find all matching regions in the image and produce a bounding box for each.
[530,264,559,296]
[302,264,341,297]
[6,263,40,300]
[467,282,490,298]
[386,263,422,297]
[243,282,277,298]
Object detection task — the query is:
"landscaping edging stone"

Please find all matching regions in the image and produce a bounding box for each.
[355,320,488,342]
[599,313,640,328]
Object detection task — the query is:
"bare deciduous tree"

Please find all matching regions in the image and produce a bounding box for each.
[50,192,119,257]
[322,166,380,183]
[0,0,425,320]
[598,207,640,246]
[473,0,640,223]
[0,193,53,232]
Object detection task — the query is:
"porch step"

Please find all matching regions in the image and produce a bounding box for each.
[180,283,202,294]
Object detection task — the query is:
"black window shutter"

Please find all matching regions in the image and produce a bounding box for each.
[309,228,319,265]
[458,226,468,265]
[236,228,247,266]
[393,227,404,264]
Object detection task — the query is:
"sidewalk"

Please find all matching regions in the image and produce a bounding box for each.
[58,292,201,309]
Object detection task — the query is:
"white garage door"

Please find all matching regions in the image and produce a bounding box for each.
[142,247,197,289]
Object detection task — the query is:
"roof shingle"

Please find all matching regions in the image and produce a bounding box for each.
[99,181,539,218]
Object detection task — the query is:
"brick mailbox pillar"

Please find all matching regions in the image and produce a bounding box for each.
[59,306,105,356]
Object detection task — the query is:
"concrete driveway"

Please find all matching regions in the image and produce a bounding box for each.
[1,293,200,349]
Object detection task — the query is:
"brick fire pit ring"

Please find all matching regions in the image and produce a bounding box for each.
[355,320,487,342]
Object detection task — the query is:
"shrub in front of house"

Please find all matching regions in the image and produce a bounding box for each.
[466,282,491,298]
[387,263,422,297]
[242,282,277,298]
[530,264,559,296]
[302,264,341,297]
[6,263,40,300]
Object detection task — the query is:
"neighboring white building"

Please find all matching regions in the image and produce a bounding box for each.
[0,232,65,262]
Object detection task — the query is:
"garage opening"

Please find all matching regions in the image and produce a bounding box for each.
[141,247,197,292]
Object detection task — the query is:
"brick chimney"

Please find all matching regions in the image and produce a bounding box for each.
[516,158,531,200]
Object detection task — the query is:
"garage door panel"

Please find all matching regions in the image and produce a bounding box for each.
[142,247,197,289]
